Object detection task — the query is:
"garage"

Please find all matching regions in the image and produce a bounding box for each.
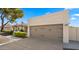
[30,24,63,40]
[28,10,69,43]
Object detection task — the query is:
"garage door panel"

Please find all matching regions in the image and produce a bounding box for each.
[30,24,63,40]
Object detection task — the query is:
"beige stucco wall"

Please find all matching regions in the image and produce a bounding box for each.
[63,25,69,43]
[77,28,79,41]
[69,27,79,41]
[28,10,69,26]
[28,10,69,43]
[69,27,76,41]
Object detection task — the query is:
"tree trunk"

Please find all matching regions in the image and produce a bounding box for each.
[1,19,10,32]
[1,19,4,32]
[1,12,4,32]
[1,25,4,32]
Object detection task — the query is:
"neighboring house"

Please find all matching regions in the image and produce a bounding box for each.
[12,24,28,32]
[4,24,12,30]
[0,23,28,32]
[28,10,69,43]
[0,24,12,31]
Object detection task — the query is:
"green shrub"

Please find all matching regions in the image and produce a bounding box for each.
[13,32,27,38]
[3,30,13,35]
[20,29,24,32]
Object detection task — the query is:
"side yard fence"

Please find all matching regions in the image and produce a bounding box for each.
[69,26,79,41]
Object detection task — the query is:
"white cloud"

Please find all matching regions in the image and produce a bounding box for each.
[70,17,76,20]
[74,14,79,16]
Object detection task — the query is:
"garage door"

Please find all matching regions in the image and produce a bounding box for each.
[30,24,63,40]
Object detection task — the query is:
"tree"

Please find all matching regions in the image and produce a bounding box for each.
[0,8,24,32]
[21,21,24,32]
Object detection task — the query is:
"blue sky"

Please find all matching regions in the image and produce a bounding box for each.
[20,8,79,27]
[1,8,79,27]
[19,8,64,24]
[68,8,79,27]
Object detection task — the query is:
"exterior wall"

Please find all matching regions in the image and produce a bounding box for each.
[63,25,69,43]
[69,27,76,41]
[69,27,79,41]
[77,28,79,41]
[27,25,30,37]
[29,10,69,26]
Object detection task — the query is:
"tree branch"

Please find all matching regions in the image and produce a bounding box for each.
[4,20,10,26]
[4,18,12,26]
[1,12,4,19]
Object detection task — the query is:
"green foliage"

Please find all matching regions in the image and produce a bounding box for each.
[13,32,27,38]
[3,30,13,35]
[20,29,24,32]
[0,8,24,20]
[0,8,24,32]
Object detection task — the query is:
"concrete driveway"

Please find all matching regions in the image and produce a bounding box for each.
[0,38,63,50]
